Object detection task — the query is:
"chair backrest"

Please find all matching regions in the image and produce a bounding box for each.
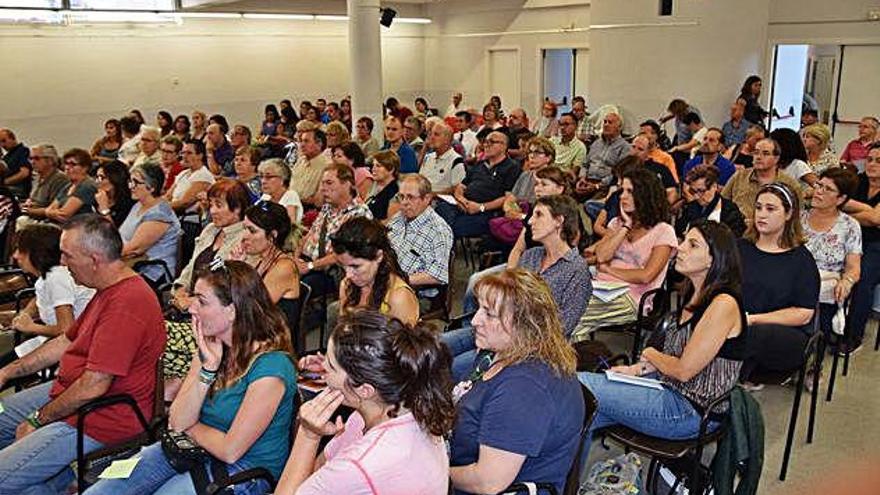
[289,281,312,355]
[563,384,599,495]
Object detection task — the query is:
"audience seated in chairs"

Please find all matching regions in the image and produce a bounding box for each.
[276,310,454,494]
[119,163,182,284]
[17,143,70,230]
[573,167,677,341]
[364,150,400,222]
[0,225,96,368]
[294,163,372,301]
[579,220,747,453]
[435,131,521,238]
[839,143,880,353]
[676,164,747,238]
[45,148,99,224]
[387,174,454,302]
[448,269,584,495]
[94,160,134,228]
[0,215,165,494]
[738,183,819,387]
[84,260,297,495]
[332,216,419,327]
[801,168,861,348]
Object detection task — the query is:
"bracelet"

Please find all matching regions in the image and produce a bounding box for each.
[26,411,43,429]
[198,366,218,385]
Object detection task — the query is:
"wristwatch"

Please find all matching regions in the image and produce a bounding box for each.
[27,409,44,429]
[306,261,314,272]
[479,203,486,213]
[98,208,111,216]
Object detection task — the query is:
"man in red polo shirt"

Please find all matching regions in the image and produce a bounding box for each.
[0,214,165,493]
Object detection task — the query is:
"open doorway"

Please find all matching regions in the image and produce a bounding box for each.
[541,48,588,114]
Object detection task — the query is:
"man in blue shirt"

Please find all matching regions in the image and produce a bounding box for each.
[0,128,32,199]
[722,98,750,146]
[382,116,419,174]
[683,127,736,185]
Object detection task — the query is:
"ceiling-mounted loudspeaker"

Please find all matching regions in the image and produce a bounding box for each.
[379,7,396,27]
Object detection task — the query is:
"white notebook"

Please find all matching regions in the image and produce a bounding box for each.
[605,370,664,390]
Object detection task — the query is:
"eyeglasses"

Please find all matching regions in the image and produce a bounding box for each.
[486,139,506,145]
[395,193,422,202]
[260,174,281,180]
[690,187,710,195]
[755,150,776,157]
[812,182,839,194]
[64,159,80,166]
[528,150,547,156]
[129,178,146,187]
[161,148,178,154]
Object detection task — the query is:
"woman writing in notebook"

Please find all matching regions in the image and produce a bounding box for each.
[577,221,747,454]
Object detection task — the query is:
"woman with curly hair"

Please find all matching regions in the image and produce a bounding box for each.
[277,310,454,494]
[572,167,677,341]
[331,216,419,326]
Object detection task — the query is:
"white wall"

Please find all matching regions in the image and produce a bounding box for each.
[587,0,770,135]
[422,0,589,120]
[0,16,424,151]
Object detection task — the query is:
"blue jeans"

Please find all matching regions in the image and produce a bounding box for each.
[577,372,705,462]
[83,442,269,495]
[0,382,103,495]
[440,327,478,382]
[434,201,495,238]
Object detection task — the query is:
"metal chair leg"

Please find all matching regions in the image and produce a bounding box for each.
[843,347,851,376]
[780,367,805,481]
[826,345,839,402]
[807,337,822,443]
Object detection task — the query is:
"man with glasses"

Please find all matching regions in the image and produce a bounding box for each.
[388,174,453,299]
[551,113,587,173]
[436,131,521,237]
[0,128,32,200]
[16,144,70,229]
[404,116,425,156]
[675,164,745,237]
[721,137,802,219]
[421,123,465,194]
[132,126,162,169]
[289,127,331,208]
[158,135,185,193]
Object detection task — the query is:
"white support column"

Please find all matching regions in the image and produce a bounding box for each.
[347,0,385,135]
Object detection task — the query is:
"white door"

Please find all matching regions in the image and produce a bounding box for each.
[574,48,589,101]
[488,48,520,111]
[834,45,880,145]
[769,44,810,132]
[542,49,574,112]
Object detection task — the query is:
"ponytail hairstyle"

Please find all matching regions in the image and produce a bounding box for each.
[331,309,456,436]
[193,260,293,394]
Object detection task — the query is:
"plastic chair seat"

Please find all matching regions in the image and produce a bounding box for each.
[600,423,726,460]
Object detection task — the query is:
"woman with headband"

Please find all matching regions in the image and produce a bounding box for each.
[737,182,819,389]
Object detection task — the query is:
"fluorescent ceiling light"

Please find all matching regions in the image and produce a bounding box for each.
[397,17,431,24]
[176,12,241,19]
[242,13,314,20]
[62,9,179,23]
[314,15,348,21]
[0,8,62,23]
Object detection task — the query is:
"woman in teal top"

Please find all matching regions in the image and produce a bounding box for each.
[85,260,297,495]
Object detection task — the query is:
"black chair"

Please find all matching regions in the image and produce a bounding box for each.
[748,317,823,481]
[76,362,166,493]
[499,384,599,495]
[280,281,311,356]
[204,391,303,495]
[596,387,735,495]
[824,298,851,403]
[589,286,671,363]
[132,259,175,303]
[419,246,456,322]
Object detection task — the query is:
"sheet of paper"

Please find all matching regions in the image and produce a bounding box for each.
[605,370,664,390]
[15,336,48,358]
[98,457,141,479]
[0,402,5,414]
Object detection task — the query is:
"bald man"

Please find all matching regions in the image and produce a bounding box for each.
[421,122,465,193]
[0,128,31,199]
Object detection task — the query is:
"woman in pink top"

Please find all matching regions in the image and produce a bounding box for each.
[276,310,456,495]
[573,167,677,341]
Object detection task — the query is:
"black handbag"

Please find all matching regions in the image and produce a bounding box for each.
[160,428,207,473]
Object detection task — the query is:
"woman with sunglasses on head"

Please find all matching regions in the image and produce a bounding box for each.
[738,183,819,388]
[332,216,418,326]
[94,159,134,228]
[578,221,746,455]
[277,310,454,494]
[84,261,297,495]
[119,163,182,284]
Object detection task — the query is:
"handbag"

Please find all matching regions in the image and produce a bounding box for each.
[160,428,208,474]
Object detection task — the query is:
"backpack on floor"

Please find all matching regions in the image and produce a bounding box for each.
[580,453,644,495]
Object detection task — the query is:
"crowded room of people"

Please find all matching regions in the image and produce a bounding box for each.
[1,0,879,494]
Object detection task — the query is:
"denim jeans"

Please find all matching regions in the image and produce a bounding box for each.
[0,382,103,495]
[440,327,478,382]
[577,372,705,462]
[83,442,269,495]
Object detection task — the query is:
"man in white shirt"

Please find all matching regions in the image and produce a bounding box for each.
[117,115,142,165]
[445,92,464,118]
[421,123,465,194]
[454,110,479,159]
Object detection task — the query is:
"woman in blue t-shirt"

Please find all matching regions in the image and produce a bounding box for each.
[449,268,584,495]
[85,261,297,495]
